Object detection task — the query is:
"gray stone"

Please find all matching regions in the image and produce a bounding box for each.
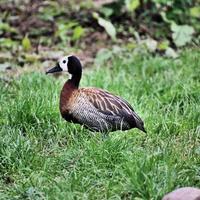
[162,187,200,200]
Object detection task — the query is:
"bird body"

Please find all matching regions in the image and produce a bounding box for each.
[46,55,146,133]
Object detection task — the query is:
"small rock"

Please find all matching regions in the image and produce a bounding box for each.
[0,62,12,71]
[144,38,158,52]
[162,187,200,200]
[165,47,179,58]
[0,52,12,62]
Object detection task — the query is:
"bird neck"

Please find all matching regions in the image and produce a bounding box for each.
[70,70,82,88]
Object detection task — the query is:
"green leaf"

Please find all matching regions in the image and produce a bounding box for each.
[126,0,140,11]
[24,53,40,63]
[190,6,200,18]
[0,38,18,49]
[134,198,144,200]
[93,12,116,41]
[72,26,85,41]
[171,24,195,47]
[100,7,113,17]
[22,35,32,51]
[126,41,137,50]
[160,12,174,24]
[157,40,169,51]
[56,22,78,42]
[0,21,17,34]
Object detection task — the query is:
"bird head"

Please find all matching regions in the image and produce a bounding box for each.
[46,55,82,75]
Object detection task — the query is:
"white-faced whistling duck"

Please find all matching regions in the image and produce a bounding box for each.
[46,55,146,133]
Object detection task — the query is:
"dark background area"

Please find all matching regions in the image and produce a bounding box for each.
[0,0,199,70]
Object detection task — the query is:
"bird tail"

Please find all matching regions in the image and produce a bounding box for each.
[137,123,147,133]
[133,112,147,133]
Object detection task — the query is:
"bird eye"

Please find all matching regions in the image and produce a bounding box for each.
[63,60,66,64]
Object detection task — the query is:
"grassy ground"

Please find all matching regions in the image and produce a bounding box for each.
[0,49,200,200]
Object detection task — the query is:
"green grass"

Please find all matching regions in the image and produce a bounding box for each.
[0,49,200,200]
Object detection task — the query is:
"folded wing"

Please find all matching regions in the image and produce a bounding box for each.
[80,88,146,132]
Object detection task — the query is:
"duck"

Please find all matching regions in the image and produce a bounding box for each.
[46,55,146,133]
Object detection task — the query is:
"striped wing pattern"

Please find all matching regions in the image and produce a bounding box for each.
[79,88,145,132]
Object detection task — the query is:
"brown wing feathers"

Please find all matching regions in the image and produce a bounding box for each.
[80,88,146,132]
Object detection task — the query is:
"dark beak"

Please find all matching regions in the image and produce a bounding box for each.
[46,63,62,74]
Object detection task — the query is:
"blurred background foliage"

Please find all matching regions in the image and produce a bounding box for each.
[0,0,200,69]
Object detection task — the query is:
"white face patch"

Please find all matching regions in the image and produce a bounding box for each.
[58,56,71,72]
